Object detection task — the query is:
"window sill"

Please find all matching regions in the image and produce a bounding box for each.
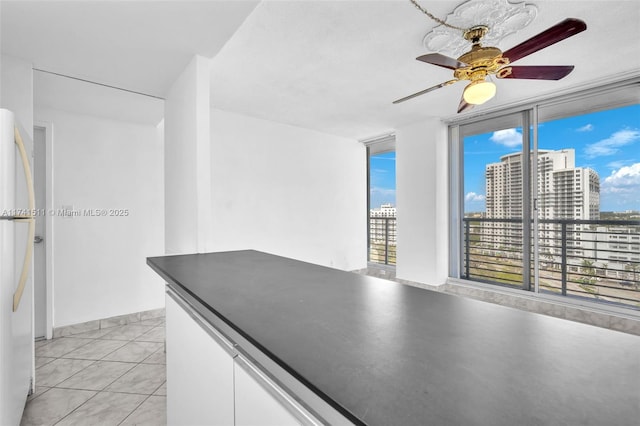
[445,277,640,335]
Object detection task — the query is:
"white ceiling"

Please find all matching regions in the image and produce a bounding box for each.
[2,1,639,139]
[1,0,259,98]
[210,0,640,139]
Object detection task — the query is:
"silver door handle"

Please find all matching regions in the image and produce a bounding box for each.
[34,236,43,244]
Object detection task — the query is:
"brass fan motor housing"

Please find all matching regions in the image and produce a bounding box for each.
[454,45,510,81]
[458,45,503,66]
[452,25,510,82]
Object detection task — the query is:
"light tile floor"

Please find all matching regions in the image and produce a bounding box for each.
[22,317,166,426]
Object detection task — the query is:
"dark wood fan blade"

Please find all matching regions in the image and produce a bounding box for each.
[458,96,474,113]
[503,18,587,63]
[393,80,457,104]
[498,65,575,80]
[416,53,468,70]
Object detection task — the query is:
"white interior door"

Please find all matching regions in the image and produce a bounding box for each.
[33,126,46,339]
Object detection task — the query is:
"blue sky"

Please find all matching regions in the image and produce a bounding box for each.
[464,104,640,213]
[370,151,396,209]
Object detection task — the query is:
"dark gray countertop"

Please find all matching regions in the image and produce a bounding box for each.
[148,250,640,426]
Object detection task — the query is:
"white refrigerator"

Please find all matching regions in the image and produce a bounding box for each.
[0,108,35,425]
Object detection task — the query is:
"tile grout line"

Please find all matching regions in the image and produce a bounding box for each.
[42,338,157,424]
[25,385,52,403]
[31,338,99,424]
[116,394,153,426]
[114,339,167,426]
[53,329,159,391]
[51,389,101,426]
[54,360,138,392]
[46,359,99,389]
[35,337,97,360]
[45,336,128,389]
[26,321,166,425]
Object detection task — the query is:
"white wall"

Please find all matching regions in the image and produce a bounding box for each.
[34,108,165,328]
[396,118,449,285]
[164,55,211,254]
[1,55,33,140]
[210,109,367,271]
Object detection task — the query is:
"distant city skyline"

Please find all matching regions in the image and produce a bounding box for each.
[464,104,640,213]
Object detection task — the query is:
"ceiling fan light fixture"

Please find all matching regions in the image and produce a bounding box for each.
[463,79,496,105]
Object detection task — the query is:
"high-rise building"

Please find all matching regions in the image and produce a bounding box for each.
[536,150,600,221]
[485,151,523,219]
[485,149,600,256]
[369,204,397,265]
[369,203,397,243]
[485,149,599,220]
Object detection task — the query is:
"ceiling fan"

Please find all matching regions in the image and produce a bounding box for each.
[393,18,587,113]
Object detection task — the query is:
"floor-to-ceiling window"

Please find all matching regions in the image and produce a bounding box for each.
[366,136,396,266]
[450,79,640,311]
[459,112,532,289]
[536,99,640,308]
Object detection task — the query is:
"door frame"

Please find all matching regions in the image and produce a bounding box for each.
[34,121,54,339]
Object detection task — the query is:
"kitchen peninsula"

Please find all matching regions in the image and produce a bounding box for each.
[147,250,639,426]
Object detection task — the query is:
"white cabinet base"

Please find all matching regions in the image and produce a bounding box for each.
[166,290,324,426]
[235,355,319,426]
[166,293,234,426]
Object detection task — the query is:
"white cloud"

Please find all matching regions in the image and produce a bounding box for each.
[584,129,640,158]
[577,124,593,132]
[465,192,485,202]
[603,163,640,187]
[490,128,522,148]
[600,163,640,207]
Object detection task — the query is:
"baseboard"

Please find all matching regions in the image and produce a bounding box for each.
[354,263,397,280]
[52,307,166,339]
